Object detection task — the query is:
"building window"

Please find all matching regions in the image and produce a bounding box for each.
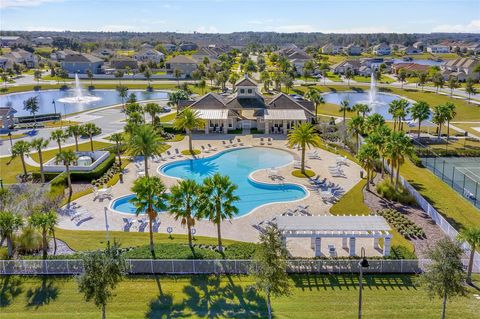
[247,89,252,94]
[240,89,245,94]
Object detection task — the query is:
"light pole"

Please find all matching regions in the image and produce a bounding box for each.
[52,99,57,121]
[8,131,12,147]
[358,247,369,319]
[104,207,110,245]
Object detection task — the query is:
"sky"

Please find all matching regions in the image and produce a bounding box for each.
[0,0,479,34]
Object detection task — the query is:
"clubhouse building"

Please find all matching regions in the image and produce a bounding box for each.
[179,76,315,134]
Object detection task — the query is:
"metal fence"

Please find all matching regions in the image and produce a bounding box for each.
[0,259,446,275]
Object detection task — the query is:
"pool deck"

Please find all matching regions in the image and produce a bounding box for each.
[58,135,367,256]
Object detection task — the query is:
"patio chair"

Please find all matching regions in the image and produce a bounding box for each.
[260,137,265,145]
[267,137,273,145]
[207,143,217,151]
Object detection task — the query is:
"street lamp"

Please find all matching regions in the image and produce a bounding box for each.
[358,247,369,319]
[7,131,12,147]
[104,207,110,245]
[52,99,57,120]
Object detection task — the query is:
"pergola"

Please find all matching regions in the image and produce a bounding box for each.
[276,215,392,257]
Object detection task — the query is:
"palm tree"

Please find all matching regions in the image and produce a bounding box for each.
[357,142,379,191]
[23,96,40,126]
[432,72,445,93]
[66,125,83,151]
[198,79,206,95]
[398,69,407,88]
[118,86,128,112]
[81,123,101,152]
[447,76,459,97]
[395,99,410,131]
[0,211,23,258]
[50,129,67,152]
[11,140,31,178]
[127,124,164,177]
[130,176,168,257]
[443,102,456,141]
[409,101,431,139]
[353,103,370,118]
[348,115,365,152]
[432,105,448,139]
[364,113,386,134]
[457,227,480,285]
[385,131,413,191]
[304,88,325,120]
[168,179,201,248]
[339,99,351,124]
[229,73,240,91]
[174,108,205,154]
[365,125,391,178]
[86,69,93,87]
[465,78,477,103]
[144,68,152,88]
[417,72,428,91]
[29,210,58,259]
[199,173,239,252]
[287,123,322,174]
[144,103,162,126]
[345,68,353,86]
[109,133,124,166]
[174,68,182,86]
[30,137,49,183]
[55,150,77,194]
[388,100,402,132]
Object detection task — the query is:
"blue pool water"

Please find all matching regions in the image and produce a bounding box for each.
[110,194,166,215]
[0,89,168,117]
[159,147,307,217]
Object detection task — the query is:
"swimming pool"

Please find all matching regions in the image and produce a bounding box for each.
[159,147,307,217]
[109,194,166,215]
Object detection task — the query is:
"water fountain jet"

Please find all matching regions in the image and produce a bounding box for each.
[58,74,101,104]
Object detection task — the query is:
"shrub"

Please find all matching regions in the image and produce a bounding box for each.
[389,245,417,259]
[376,179,416,205]
[408,152,423,167]
[14,226,42,254]
[377,208,424,240]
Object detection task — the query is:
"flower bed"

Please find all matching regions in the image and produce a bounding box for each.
[377,209,425,239]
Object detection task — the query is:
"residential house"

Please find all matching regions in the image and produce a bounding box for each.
[358,65,373,76]
[402,46,422,55]
[62,53,104,74]
[109,56,138,70]
[140,43,154,50]
[413,41,425,51]
[0,106,16,130]
[441,58,480,81]
[93,48,114,58]
[0,56,14,70]
[164,43,177,52]
[372,43,391,56]
[391,63,429,75]
[331,60,362,74]
[345,44,362,56]
[278,46,314,74]
[426,45,450,54]
[5,49,37,68]
[50,49,76,61]
[134,48,165,64]
[178,75,314,134]
[165,55,198,77]
[179,42,198,52]
[192,46,229,61]
[32,37,53,46]
[0,36,26,47]
[321,44,343,55]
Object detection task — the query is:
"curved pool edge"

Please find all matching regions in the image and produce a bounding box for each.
[108,193,167,216]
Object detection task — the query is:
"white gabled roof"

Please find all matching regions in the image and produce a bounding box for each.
[276,216,391,232]
[197,109,228,120]
[264,109,307,120]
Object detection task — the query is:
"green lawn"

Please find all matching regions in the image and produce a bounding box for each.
[325,71,343,82]
[1,274,478,318]
[55,228,239,251]
[0,156,38,184]
[401,160,480,231]
[30,141,113,163]
[159,112,176,122]
[317,102,356,118]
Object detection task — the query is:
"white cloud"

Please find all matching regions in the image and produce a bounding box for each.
[0,0,63,9]
[274,24,317,33]
[432,20,480,33]
[196,26,219,33]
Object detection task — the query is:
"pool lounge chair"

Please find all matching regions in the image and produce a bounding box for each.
[166,150,175,159]
[260,138,265,145]
[237,138,244,146]
[222,140,230,148]
[207,143,217,151]
[175,148,183,157]
[267,138,273,145]
[201,145,210,153]
[230,139,237,147]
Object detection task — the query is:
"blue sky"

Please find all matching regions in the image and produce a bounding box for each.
[1,0,479,33]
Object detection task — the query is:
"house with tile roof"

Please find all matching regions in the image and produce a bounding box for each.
[61,52,104,74]
[441,58,480,81]
[178,75,315,134]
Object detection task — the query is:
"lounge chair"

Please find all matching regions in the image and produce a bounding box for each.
[230,139,237,147]
[267,137,273,145]
[260,137,265,145]
[166,150,175,159]
[237,138,244,146]
[207,143,217,151]
[201,145,209,153]
[175,148,183,157]
[222,140,230,148]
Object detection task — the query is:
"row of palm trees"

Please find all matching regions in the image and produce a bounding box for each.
[130,173,238,257]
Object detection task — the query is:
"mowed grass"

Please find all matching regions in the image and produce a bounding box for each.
[1,274,479,319]
[29,141,113,163]
[55,228,239,251]
[401,159,480,230]
[0,156,38,184]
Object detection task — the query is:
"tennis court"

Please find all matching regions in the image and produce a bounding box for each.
[421,157,480,208]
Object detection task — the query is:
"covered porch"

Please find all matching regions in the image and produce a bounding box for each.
[264,109,308,134]
[277,215,392,257]
[196,109,229,134]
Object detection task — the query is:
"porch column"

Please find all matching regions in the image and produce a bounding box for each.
[383,237,391,257]
[223,119,228,132]
[315,237,321,257]
[264,120,269,134]
[373,238,379,250]
[342,237,348,250]
[310,237,315,250]
[205,120,209,134]
[349,237,356,256]
[283,120,287,134]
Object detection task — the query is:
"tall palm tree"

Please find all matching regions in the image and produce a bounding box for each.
[168,179,201,248]
[388,100,401,132]
[55,150,77,195]
[353,103,370,118]
[109,133,124,166]
[385,131,413,191]
[30,137,49,183]
[118,86,128,112]
[365,126,391,178]
[356,142,379,191]
[11,140,31,178]
[29,210,58,259]
[174,108,205,154]
[409,101,431,139]
[304,88,325,120]
[199,173,239,252]
[144,103,162,126]
[23,96,39,127]
[364,113,386,134]
[130,176,168,257]
[443,102,456,141]
[395,99,410,131]
[287,123,322,174]
[229,73,240,91]
[50,129,67,152]
[432,105,448,140]
[0,211,23,258]
[127,124,164,177]
[81,123,101,152]
[339,99,351,124]
[457,227,480,285]
[348,115,365,152]
[66,125,83,151]
[345,68,353,86]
